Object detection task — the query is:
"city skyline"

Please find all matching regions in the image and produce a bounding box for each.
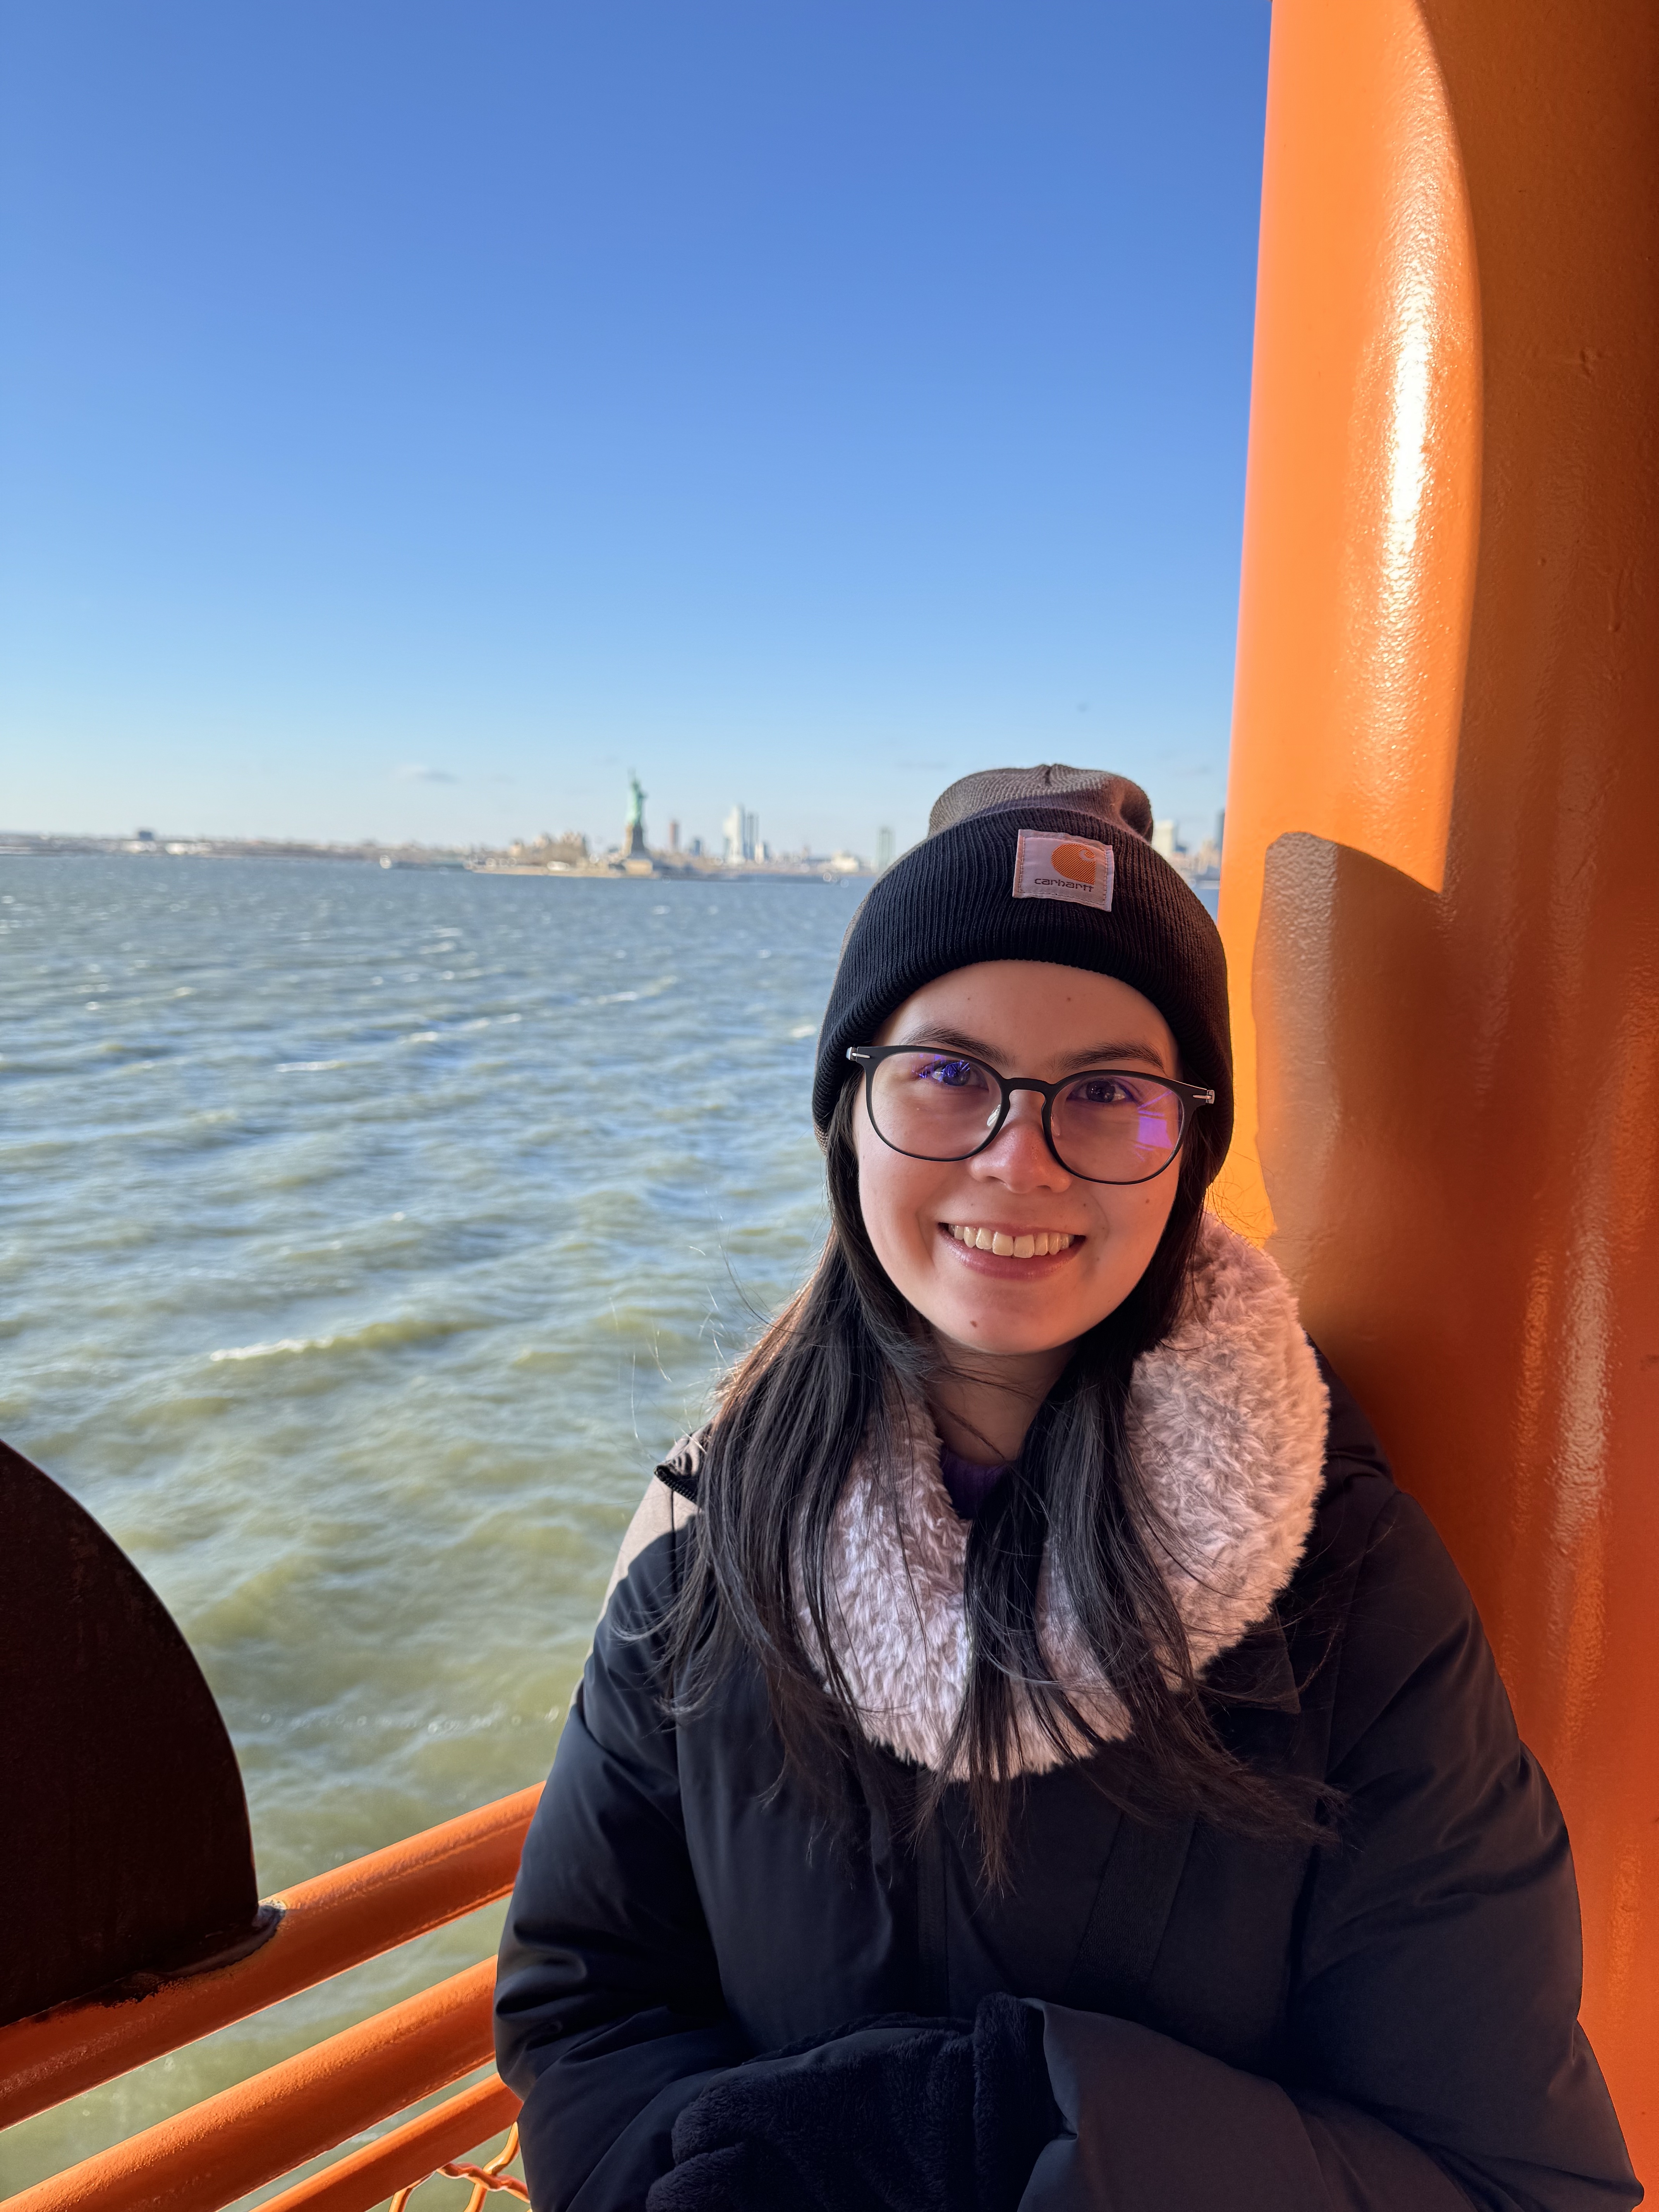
[4,759,1227,883]
[0,781,1224,871]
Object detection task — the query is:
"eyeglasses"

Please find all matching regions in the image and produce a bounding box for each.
[846,1045,1214,1186]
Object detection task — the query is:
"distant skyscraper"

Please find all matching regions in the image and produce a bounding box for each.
[723,806,757,863]
[1152,819,1178,859]
[667,819,680,853]
[1215,808,1226,854]
[876,826,895,873]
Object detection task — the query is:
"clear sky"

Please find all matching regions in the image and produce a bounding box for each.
[1,1,1269,860]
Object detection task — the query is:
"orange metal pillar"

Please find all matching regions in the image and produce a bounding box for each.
[1220,0,1659,2174]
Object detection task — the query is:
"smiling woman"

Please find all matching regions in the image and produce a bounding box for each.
[491,764,1639,2212]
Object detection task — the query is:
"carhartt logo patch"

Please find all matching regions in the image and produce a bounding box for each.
[1011,830,1114,910]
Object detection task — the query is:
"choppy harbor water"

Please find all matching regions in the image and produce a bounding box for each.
[0,855,854,2194]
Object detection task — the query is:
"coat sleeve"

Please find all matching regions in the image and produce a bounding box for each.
[494,1536,748,2212]
[1018,1491,1641,2212]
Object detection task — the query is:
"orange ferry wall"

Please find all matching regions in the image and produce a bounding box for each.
[1219,0,1659,2174]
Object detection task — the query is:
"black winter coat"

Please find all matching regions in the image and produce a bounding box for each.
[495,1371,1640,2211]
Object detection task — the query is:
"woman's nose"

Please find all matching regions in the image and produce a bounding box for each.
[972,1097,1070,1189]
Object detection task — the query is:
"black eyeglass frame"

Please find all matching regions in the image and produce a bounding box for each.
[845,1044,1216,1187]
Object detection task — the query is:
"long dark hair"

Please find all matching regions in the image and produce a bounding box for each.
[663,1069,1321,1877]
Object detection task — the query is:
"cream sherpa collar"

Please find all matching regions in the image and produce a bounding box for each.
[819,1211,1329,1778]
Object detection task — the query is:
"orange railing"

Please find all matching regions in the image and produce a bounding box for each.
[0,1784,543,2212]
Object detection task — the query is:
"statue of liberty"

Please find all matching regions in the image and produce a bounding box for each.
[622,771,648,860]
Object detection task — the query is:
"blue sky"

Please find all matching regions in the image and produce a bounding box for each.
[0,1,1269,858]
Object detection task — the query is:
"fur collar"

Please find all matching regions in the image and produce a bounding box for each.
[818,1212,1329,1778]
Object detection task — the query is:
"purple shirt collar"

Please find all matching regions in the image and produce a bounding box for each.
[937,1444,1011,1520]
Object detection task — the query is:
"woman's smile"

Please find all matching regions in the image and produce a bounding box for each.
[940,1219,1081,1264]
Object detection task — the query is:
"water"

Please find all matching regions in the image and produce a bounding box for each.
[0,855,855,2195]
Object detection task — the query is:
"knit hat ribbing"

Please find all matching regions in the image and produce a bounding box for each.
[812,764,1233,1159]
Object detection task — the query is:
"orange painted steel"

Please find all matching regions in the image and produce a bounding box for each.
[400,2130,528,2212]
[1214,0,1482,1240]
[0,1783,541,2130]
[1221,0,1659,2178]
[2,1960,497,2212]
[258,2076,522,2212]
[389,2121,528,2212]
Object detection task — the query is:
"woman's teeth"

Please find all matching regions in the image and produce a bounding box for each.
[949,1224,1074,1257]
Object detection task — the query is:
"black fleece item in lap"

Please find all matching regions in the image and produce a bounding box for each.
[645,1996,1060,2212]
[972,1995,1062,2212]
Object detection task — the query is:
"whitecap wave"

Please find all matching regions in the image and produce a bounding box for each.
[209,1312,479,1363]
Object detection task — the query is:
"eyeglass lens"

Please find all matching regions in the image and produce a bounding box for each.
[866,1050,1185,1183]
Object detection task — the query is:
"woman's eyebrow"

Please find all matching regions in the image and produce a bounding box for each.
[1057,1041,1171,1073]
[895,1026,1171,1073]
[893,1025,1006,1060]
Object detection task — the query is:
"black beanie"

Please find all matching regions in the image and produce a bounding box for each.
[812,763,1233,1159]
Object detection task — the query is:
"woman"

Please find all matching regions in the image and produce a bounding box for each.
[495,766,1640,2212]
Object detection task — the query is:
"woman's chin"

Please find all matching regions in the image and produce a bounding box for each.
[926,1300,1089,1361]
